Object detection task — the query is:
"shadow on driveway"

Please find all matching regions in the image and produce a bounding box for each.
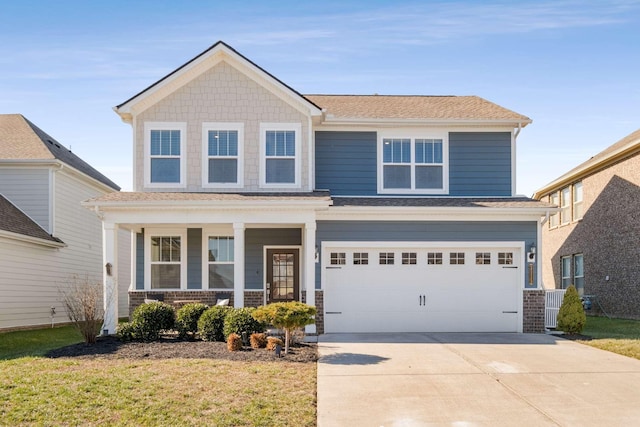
[319,352,390,365]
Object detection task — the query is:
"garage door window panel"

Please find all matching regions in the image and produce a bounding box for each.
[450,252,465,265]
[475,252,491,265]
[330,252,346,265]
[379,252,395,265]
[402,252,417,265]
[353,252,368,265]
[427,252,443,265]
[498,252,514,265]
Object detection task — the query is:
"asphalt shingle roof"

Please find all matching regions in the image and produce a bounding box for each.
[305,95,531,122]
[0,114,120,190]
[0,195,64,244]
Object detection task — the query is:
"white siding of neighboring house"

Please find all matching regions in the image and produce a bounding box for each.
[0,167,131,330]
[0,167,51,232]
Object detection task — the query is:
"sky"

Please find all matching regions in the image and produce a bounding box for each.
[1,0,638,196]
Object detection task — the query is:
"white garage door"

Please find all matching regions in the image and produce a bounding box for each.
[323,242,523,333]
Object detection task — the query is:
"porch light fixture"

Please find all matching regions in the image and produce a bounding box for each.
[530,243,536,254]
[105,262,113,276]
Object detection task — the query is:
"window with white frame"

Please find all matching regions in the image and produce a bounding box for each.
[145,122,186,186]
[560,187,571,224]
[379,252,394,265]
[150,236,182,289]
[549,192,559,228]
[202,123,243,187]
[450,252,465,265]
[260,123,301,187]
[330,252,346,265]
[402,252,417,265]
[427,252,443,265]
[353,252,368,265]
[207,236,234,289]
[572,182,583,221]
[573,254,584,294]
[379,134,447,193]
[561,256,571,289]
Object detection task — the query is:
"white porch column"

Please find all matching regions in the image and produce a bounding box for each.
[303,221,317,334]
[233,222,245,308]
[102,222,118,335]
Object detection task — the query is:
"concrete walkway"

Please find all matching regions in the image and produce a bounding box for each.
[317,333,640,426]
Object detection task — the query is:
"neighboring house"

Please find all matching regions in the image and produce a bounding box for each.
[0,114,130,331]
[534,128,640,319]
[84,41,553,335]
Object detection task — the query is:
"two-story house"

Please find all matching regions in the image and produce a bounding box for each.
[534,128,640,319]
[0,114,130,331]
[84,41,553,335]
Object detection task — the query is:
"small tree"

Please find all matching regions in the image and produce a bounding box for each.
[59,275,104,344]
[252,302,316,354]
[557,285,586,335]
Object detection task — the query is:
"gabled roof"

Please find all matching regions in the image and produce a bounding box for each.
[114,41,322,121]
[305,94,531,124]
[0,114,120,190]
[0,194,64,245]
[534,128,640,198]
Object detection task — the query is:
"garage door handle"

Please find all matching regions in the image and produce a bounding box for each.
[326,311,342,314]
[325,266,342,269]
[419,294,426,306]
[502,311,518,314]
[502,266,518,269]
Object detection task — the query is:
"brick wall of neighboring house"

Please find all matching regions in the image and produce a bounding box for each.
[523,289,546,333]
[134,61,311,192]
[540,151,640,319]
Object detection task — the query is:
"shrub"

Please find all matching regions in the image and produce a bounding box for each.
[250,332,267,349]
[266,336,284,351]
[59,275,104,344]
[223,307,266,339]
[557,285,587,335]
[116,322,137,342]
[198,306,232,341]
[175,303,209,340]
[227,333,243,351]
[253,302,316,354]
[131,301,176,341]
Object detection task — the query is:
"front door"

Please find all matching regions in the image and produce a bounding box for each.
[266,248,299,303]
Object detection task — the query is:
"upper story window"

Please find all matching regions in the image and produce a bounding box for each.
[259,123,301,188]
[144,122,187,188]
[202,123,244,188]
[572,181,583,221]
[560,187,571,225]
[378,133,448,194]
[549,192,559,228]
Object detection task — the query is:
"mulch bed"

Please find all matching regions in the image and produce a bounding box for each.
[45,336,317,363]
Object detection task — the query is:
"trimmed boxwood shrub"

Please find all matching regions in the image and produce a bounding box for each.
[223,307,266,340]
[250,332,267,349]
[116,321,137,342]
[131,301,176,341]
[175,303,209,340]
[198,306,232,342]
[227,333,243,351]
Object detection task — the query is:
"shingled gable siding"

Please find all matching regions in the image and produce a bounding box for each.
[449,132,512,196]
[315,131,378,195]
[134,61,310,192]
[315,220,537,288]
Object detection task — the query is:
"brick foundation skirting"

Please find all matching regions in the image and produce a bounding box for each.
[523,289,546,333]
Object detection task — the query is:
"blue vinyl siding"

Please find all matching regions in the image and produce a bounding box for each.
[244,228,302,290]
[315,131,377,195]
[187,228,202,289]
[449,132,512,196]
[316,220,537,288]
[136,232,144,290]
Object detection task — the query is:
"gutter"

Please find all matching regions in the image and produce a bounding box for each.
[0,229,66,248]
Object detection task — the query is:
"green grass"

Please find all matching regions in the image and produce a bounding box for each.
[580,316,640,360]
[0,326,83,360]
[0,326,317,426]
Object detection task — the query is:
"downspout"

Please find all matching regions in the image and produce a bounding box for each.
[511,122,522,196]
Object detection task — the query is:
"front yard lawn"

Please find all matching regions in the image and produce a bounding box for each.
[580,316,640,361]
[0,327,317,426]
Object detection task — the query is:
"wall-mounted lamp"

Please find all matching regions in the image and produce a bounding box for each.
[105,262,113,276]
[530,243,536,254]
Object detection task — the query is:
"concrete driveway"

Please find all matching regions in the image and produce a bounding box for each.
[317,333,640,426]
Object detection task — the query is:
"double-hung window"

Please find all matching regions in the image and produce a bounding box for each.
[379,133,447,194]
[260,123,301,187]
[146,230,187,290]
[207,236,234,289]
[549,192,559,228]
[202,123,243,188]
[560,187,571,225]
[572,182,583,221]
[144,122,186,187]
[560,254,584,295]
[561,256,572,289]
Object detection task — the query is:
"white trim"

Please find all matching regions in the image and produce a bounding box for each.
[48,167,55,235]
[201,122,244,189]
[308,116,314,191]
[144,228,188,290]
[318,206,551,222]
[143,122,187,189]
[0,229,65,248]
[259,123,302,188]
[376,130,449,195]
[201,228,236,291]
[536,218,542,289]
[511,129,517,196]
